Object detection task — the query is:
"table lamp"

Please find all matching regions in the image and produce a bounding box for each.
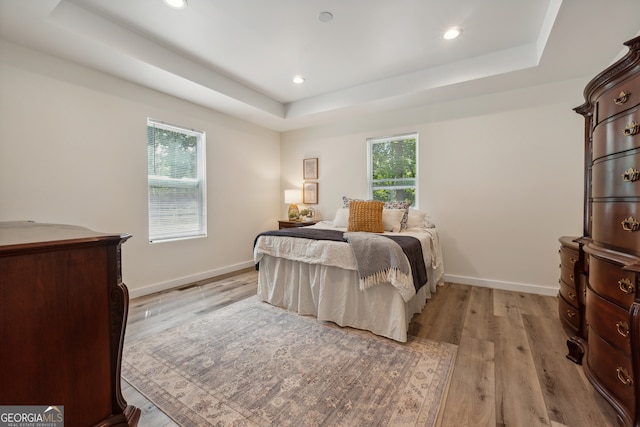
[284,189,302,220]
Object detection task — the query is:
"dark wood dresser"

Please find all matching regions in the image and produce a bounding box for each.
[567,36,640,427]
[558,236,586,344]
[0,221,140,427]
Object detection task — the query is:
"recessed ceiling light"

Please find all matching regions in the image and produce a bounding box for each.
[443,27,462,40]
[163,0,187,10]
[318,11,333,23]
[292,75,305,84]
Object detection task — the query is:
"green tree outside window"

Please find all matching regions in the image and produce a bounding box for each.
[368,134,417,206]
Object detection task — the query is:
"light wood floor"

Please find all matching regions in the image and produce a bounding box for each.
[122,269,619,426]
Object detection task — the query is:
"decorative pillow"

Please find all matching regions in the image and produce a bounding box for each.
[347,201,384,233]
[407,208,427,229]
[342,196,362,208]
[383,201,410,229]
[332,208,350,228]
[343,196,410,229]
[382,209,405,232]
[407,208,436,229]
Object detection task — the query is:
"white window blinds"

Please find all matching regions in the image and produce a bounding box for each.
[147,119,206,243]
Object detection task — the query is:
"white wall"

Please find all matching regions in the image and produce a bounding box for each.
[0,40,281,296]
[0,39,590,297]
[281,78,588,295]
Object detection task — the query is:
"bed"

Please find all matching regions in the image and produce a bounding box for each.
[253,202,444,342]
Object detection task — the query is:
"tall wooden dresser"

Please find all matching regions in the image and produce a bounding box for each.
[0,221,140,427]
[567,36,640,427]
[558,235,587,355]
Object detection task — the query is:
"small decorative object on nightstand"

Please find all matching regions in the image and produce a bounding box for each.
[278,220,319,229]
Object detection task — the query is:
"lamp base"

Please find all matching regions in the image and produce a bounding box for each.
[288,203,300,220]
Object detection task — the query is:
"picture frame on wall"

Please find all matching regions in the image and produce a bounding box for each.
[303,182,318,204]
[303,158,318,180]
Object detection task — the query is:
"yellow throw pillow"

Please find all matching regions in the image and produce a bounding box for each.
[348,200,384,233]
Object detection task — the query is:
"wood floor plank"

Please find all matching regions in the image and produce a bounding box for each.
[516,292,560,320]
[494,315,551,426]
[409,282,471,345]
[462,285,495,341]
[493,290,524,320]
[521,313,617,426]
[439,336,496,427]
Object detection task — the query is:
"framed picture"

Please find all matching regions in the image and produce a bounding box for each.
[303,158,318,180]
[303,182,318,204]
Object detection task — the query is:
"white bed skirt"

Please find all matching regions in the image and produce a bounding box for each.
[257,254,439,342]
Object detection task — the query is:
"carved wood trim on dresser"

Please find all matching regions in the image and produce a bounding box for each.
[565,36,640,427]
[0,221,140,427]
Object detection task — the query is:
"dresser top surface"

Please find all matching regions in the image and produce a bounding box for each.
[0,221,129,251]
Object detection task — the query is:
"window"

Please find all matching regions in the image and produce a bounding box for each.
[367,133,417,206]
[147,119,206,243]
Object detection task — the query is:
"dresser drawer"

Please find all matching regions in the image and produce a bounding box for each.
[559,244,579,267]
[592,150,640,198]
[588,255,636,309]
[560,263,577,289]
[592,201,640,254]
[595,73,640,124]
[559,279,579,309]
[558,294,580,330]
[586,327,635,415]
[592,106,640,160]
[586,288,631,353]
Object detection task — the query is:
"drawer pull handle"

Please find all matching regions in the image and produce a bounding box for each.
[568,292,576,301]
[617,367,633,386]
[569,274,574,282]
[619,278,635,294]
[622,167,640,183]
[617,321,630,338]
[621,216,640,232]
[566,309,576,319]
[614,91,630,105]
[570,257,577,264]
[623,121,640,136]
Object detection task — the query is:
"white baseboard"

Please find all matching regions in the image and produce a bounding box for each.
[129,267,559,299]
[443,274,559,296]
[128,261,255,299]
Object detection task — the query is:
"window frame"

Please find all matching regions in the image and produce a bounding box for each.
[367,132,418,207]
[147,119,207,243]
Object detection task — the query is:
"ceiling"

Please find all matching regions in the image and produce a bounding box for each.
[1,0,639,131]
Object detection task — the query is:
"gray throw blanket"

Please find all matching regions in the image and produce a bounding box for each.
[343,232,415,302]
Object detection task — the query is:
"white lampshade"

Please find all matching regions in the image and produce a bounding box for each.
[284,189,302,204]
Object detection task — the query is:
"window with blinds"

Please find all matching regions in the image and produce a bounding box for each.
[367,133,417,206]
[147,119,206,243]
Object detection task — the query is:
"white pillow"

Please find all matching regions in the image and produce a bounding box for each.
[382,209,405,232]
[407,208,435,229]
[332,208,350,228]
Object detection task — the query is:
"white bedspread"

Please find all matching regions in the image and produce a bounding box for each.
[254,221,443,293]
[253,221,445,342]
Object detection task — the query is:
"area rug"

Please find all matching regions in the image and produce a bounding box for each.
[122,296,457,426]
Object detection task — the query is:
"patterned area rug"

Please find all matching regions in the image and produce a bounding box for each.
[122,296,457,426]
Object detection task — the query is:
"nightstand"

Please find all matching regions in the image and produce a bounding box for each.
[278,220,319,229]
